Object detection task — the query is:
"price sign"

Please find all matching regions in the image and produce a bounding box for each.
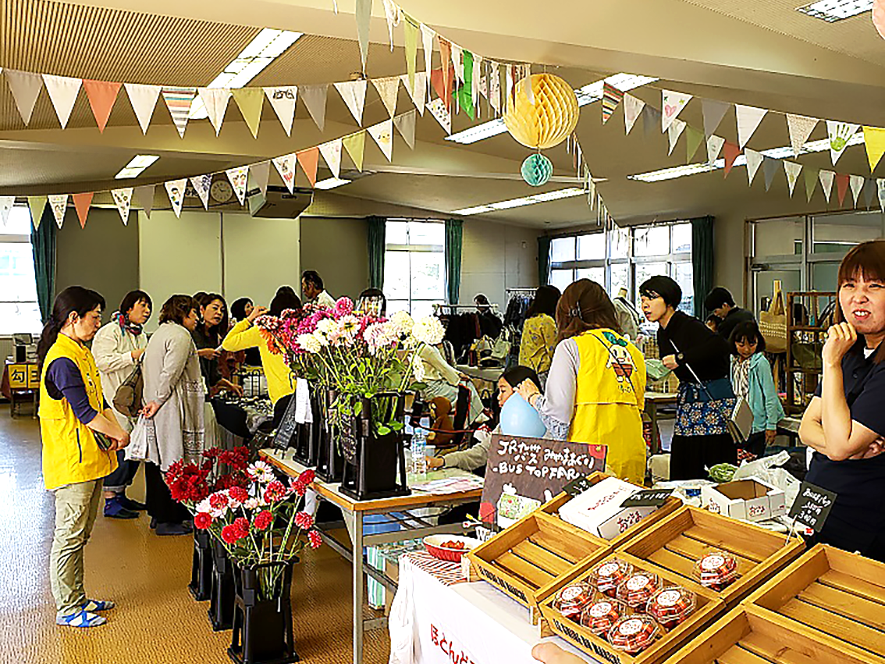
[788,481,837,533]
[273,396,299,451]
[563,475,596,497]
[621,488,674,508]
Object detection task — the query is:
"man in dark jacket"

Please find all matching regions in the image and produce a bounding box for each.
[705,287,755,341]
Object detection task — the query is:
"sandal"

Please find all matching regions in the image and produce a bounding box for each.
[82,599,115,612]
[57,609,106,628]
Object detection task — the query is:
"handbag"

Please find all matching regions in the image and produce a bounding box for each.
[729,395,754,443]
[113,360,144,418]
[126,414,156,462]
[667,338,737,439]
[759,281,788,354]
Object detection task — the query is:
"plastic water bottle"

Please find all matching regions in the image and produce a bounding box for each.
[411,429,427,478]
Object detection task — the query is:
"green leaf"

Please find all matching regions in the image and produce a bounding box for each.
[389,422,404,431]
[411,381,427,391]
[353,401,363,416]
[376,425,391,436]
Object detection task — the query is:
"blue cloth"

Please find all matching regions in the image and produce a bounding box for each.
[45,358,109,425]
[733,354,785,434]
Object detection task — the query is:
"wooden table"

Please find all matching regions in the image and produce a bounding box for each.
[2,361,39,418]
[260,448,484,664]
[645,391,677,455]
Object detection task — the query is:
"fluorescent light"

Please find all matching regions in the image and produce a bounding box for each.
[628,130,865,183]
[314,177,352,190]
[190,28,303,119]
[445,73,658,145]
[453,187,585,215]
[797,0,872,22]
[114,155,159,179]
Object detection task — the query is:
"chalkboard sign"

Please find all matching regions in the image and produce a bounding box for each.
[479,434,607,526]
[788,481,837,533]
[273,395,299,451]
[621,488,674,508]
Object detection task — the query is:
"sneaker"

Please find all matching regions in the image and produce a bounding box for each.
[119,495,147,511]
[82,599,115,612]
[104,496,139,519]
[156,522,193,536]
[57,609,106,628]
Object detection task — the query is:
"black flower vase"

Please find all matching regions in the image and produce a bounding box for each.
[228,561,299,664]
[208,539,235,631]
[189,529,213,601]
[315,389,343,483]
[291,384,320,467]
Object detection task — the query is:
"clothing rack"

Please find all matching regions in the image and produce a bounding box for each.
[432,303,500,312]
[505,287,536,294]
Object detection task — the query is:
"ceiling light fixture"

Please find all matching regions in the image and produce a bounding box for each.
[190,28,304,119]
[114,154,159,179]
[452,187,586,215]
[796,0,872,22]
[445,73,658,145]
[628,131,865,182]
[313,177,352,190]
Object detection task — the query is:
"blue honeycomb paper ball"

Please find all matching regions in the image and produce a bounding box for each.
[521,153,553,187]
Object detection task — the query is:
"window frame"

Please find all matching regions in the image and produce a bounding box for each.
[0,206,41,336]
[383,219,447,315]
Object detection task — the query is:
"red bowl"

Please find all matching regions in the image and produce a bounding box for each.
[423,535,479,562]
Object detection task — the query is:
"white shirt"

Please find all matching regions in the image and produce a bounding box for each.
[313,290,336,309]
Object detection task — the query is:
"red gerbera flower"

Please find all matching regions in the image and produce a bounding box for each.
[294,512,314,529]
[264,481,287,503]
[221,524,241,544]
[308,530,322,549]
[253,510,273,531]
[194,513,213,530]
[233,517,251,538]
[228,486,249,504]
[299,469,316,485]
[209,492,229,510]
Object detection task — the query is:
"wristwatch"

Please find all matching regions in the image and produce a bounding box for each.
[676,352,684,365]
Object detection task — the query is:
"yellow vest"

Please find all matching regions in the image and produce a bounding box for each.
[568,329,647,485]
[39,334,117,490]
[221,320,296,404]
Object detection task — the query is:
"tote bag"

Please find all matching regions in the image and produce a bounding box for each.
[759,281,788,354]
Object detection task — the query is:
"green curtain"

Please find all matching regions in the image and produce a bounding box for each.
[31,205,57,322]
[366,215,386,289]
[445,219,463,304]
[538,236,551,286]
[691,216,715,319]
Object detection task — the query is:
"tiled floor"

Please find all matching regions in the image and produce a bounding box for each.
[0,404,390,663]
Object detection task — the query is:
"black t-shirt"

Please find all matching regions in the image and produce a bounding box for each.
[657,311,730,383]
[807,340,885,559]
[717,307,756,342]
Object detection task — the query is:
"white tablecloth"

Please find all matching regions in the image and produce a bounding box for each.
[389,555,597,664]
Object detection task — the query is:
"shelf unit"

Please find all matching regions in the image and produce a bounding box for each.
[784,291,836,415]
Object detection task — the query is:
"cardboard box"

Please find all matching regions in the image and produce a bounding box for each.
[701,478,786,522]
[558,476,657,540]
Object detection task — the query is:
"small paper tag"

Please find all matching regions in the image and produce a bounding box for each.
[788,481,837,533]
[563,475,595,497]
[621,489,673,508]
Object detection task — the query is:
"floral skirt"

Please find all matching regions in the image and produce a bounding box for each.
[674,379,736,437]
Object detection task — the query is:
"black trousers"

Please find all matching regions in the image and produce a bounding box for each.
[670,433,736,481]
[144,462,190,525]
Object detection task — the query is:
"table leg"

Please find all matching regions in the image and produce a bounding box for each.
[352,513,364,664]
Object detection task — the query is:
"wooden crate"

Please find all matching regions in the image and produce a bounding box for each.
[615,505,804,607]
[537,551,725,664]
[744,544,885,663]
[667,605,879,664]
[467,510,610,617]
[539,472,683,548]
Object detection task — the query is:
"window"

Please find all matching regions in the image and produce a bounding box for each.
[0,207,41,335]
[384,220,446,316]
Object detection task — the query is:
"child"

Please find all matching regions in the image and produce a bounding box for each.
[705,313,721,334]
[427,366,544,472]
[728,321,785,457]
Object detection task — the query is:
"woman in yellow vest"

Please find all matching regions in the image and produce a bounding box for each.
[518,279,647,484]
[37,286,131,628]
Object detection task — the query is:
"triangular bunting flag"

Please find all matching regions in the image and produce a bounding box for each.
[661,90,692,133]
[199,88,232,136]
[736,105,767,148]
[439,40,452,110]
[161,87,195,138]
[5,70,43,125]
[878,179,885,212]
[819,170,835,203]
[643,105,661,139]
[42,74,82,129]
[382,0,400,50]
[471,54,481,113]
[297,148,319,187]
[836,173,850,206]
[804,167,819,202]
[300,84,328,132]
[393,110,416,149]
[827,120,859,165]
[745,149,763,185]
[667,119,687,155]
[602,82,623,125]
[232,88,264,138]
[111,187,133,225]
[133,185,154,218]
[862,126,885,173]
[342,132,366,171]
[427,98,451,134]
[401,72,426,116]
[318,141,342,179]
[404,14,419,91]
[372,77,400,118]
[368,119,394,161]
[701,99,730,138]
[226,166,249,205]
[489,61,501,115]
[82,80,121,132]
[723,142,741,178]
[421,24,435,82]
[706,135,725,163]
[850,174,865,207]
[48,194,68,228]
[686,126,704,162]
[0,197,14,227]
[251,161,271,197]
[784,161,803,196]
[27,196,47,229]
[864,179,876,209]
[457,50,475,120]
[786,114,818,156]
[164,179,187,217]
[451,44,465,85]
[356,0,372,71]
[623,94,645,135]
[190,174,212,209]
[272,154,297,193]
[762,157,779,191]
[263,86,298,136]
[124,83,161,134]
[335,80,368,126]
[72,192,93,228]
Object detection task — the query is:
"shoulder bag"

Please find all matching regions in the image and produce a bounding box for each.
[113,359,144,418]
